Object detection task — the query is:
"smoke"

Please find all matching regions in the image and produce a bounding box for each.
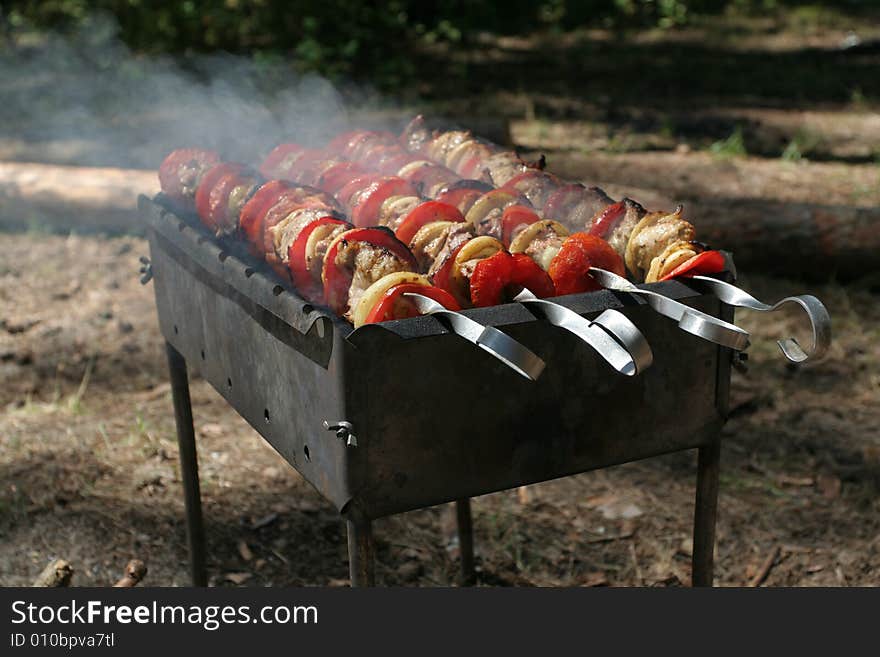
[0,13,395,170]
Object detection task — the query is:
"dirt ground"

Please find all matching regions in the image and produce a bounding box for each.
[1,15,879,587]
[1,230,877,587]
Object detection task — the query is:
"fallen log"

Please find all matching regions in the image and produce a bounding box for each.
[32,559,73,587]
[0,161,158,235]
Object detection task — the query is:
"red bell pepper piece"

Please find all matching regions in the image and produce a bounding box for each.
[430,242,466,303]
[548,233,626,295]
[434,187,484,214]
[469,251,514,307]
[194,163,243,223]
[469,251,554,307]
[316,161,367,194]
[363,282,460,325]
[336,173,384,210]
[588,201,626,239]
[326,130,371,156]
[239,180,296,244]
[395,201,465,245]
[501,205,541,247]
[350,176,418,228]
[510,253,555,298]
[659,250,726,281]
[288,216,352,301]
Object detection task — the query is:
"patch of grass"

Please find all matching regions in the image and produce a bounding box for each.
[709,126,747,159]
[781,128,823,162]
[850,87,868,109]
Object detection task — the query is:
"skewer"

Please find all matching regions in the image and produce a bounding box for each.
[588,267,750,351]
[404,292,545,381]
[688,275,831,362]
[513,288,653,376]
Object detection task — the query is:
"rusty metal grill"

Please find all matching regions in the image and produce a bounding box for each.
[140,193,733,587]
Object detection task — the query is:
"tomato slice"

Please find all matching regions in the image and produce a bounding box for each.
[259,144,306,179]
[659,250,726,281]
[364,283,460,325]
[321,227,418,315]
[588,201,625,239]
[395,201,465,245]
[316,161,367,194]
[350,177,419,228]
[158,148,220,204]
[548,233,626,295]
[501,205,541,247]
[288,216,352,300]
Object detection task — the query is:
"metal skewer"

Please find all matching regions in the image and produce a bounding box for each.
[588,267,750,352]
[404,292,546,381]
[688,275,831,363]
[513,288,653,376]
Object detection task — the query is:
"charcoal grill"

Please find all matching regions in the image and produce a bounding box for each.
[139,193,735,587]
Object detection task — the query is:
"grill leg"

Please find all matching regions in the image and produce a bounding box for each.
[346,519,375,587]
[692,440,721,587]
[165,342,207,587]
[456,499,475,586]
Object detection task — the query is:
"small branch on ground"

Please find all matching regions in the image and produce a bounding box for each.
[113,560,148,587]
[748,546,780,587]
[33,559,73,587]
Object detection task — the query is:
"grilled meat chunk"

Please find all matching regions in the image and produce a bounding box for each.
[625,206,696,280]
[335,240,415,321]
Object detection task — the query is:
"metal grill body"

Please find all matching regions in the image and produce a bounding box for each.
[141,195,732,586]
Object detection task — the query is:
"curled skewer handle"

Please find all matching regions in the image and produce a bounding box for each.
[513,289,653,376]
[403,293,545,381]
[589,267,750,352]
[690,275,831,363]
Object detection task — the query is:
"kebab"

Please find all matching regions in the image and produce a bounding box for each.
[158,149,459,328]
[314,131,630,297]
[262,143,564,311]
[399,116,725,284]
